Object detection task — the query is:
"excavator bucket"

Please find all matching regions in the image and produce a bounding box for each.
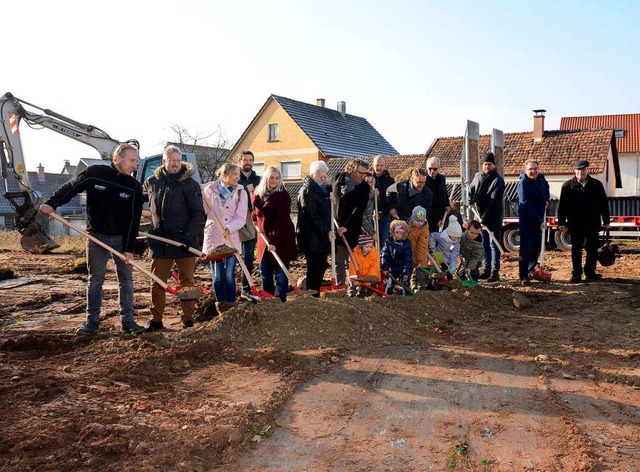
[20,221,60,253]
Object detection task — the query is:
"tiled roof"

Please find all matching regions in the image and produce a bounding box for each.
[0,172,83,215]
[559,114,640,153]
[74,158,110,176]
[426,129,619,178]
[326,154,426,180]
[271,95,398,158]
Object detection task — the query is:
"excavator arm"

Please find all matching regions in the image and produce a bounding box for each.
[0,92,138,253]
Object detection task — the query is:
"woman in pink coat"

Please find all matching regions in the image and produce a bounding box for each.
[202,163,247,305]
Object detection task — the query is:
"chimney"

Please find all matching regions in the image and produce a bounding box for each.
[316,98,325,107]
[37,163,45,181]
[337,101,346,118]
[533,109,546,142]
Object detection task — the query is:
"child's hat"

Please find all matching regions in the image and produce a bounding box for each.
[445,215,462,238]
[358,233,374,246]
[411,205,427,223]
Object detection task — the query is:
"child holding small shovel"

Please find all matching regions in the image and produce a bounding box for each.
[381,220,413,295]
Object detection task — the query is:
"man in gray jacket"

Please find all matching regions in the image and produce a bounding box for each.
[143,145,205,331]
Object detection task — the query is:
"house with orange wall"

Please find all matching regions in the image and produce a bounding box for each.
[230,95,398,180]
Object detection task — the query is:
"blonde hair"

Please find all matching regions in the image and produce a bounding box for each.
[255,166,285,196]
[216,163,240,179]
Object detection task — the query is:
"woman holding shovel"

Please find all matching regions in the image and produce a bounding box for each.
[296,161,334,296]
[202,163,247,312]
[252,166,296,302]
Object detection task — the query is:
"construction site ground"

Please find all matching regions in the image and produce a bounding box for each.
[0,235,639,471]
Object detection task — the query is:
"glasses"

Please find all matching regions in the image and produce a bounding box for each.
[428,167,438,171]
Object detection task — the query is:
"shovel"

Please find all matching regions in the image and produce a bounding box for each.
[321,192,344,292]
[470,205,516,262]
[386,272,412,296]
[531,209,552,282]
[333,216,387,298]
[201,186,273,299]
[373,192,380,250]
[255,227,318,296]
[45,212,201,300]
[140,231,236,262]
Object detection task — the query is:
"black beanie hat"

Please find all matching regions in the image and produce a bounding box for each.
[483,152,495,164]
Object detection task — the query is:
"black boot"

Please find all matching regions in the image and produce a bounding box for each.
[487,271,500,282]
[478,270,491,280]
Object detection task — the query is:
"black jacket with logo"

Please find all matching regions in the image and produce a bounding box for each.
[44,163,143,253]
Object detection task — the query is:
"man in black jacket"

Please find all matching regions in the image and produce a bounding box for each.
[558,159,610,283]
[387,167,433,222]
[331,159,371,285]
[143,145,206,331]
[425,157,450,232]
[40,143,144,335]
[469,152,505,282]
[371,155,395,246]
[238,150,261,296]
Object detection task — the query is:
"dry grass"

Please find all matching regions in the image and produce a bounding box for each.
[0,231,85,253]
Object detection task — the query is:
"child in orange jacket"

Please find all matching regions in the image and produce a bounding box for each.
[347,234,381,297]
[408,206,430,290]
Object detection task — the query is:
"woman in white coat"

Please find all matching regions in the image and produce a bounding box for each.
[202,163,247,307]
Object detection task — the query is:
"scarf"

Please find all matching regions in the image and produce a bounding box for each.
[218,181,235,204]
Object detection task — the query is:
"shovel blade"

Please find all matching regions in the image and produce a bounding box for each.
[20,222,60,253]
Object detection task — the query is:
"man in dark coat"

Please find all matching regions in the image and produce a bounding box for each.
[371,155,395,245]
[297,161,333,295]
[558,159,610,283]
[387,167,433,221]
[143,145,205,331]
[425,157,450,232]
[238,150,261,296]
[517,159,550,284]
[469,152,505,282]
[331,159,371,285]
[40,143,144,335]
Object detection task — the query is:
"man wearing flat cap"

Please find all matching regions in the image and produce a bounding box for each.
[469,152,505,282]
[558,159,610,283]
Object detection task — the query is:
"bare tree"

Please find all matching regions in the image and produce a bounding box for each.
[166,124,231,182]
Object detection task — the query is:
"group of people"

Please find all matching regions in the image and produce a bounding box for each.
[39,145,611,335]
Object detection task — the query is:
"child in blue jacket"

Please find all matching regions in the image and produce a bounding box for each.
[381,219,413,295]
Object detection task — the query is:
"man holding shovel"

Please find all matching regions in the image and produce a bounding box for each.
[469,152,505,282]
[40,143,145,335]
[516,159,550,285]
[143,145,206,331]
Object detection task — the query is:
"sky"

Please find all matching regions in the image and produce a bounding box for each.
[4,0,640,172]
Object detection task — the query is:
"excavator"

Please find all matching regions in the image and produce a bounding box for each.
[0,92,140,253]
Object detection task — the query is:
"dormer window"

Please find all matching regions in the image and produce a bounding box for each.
[614,129,625,138]
[268,123,279,142]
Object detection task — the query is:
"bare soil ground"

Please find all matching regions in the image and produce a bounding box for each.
[0,239,639,471]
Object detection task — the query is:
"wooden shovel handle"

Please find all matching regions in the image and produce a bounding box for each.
[255,228,296,286]
[140,231,203,257]
[46,212,169,290]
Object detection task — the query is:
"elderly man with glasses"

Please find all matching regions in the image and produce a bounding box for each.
[331,158,371,285]
[425,157,451,232]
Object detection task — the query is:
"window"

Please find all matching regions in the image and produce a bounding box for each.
[268,123,279,141]
[614,129,625,138]
[281,161,301,179]
[253,162,265,177]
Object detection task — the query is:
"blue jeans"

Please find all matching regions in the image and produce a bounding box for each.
[260,260,289,302]
[519,221,542,279]
[241,237,257,293]
[86,233,135,326]
[482,224,501,273]
[378,216,391,248]
[211,256,237,302]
